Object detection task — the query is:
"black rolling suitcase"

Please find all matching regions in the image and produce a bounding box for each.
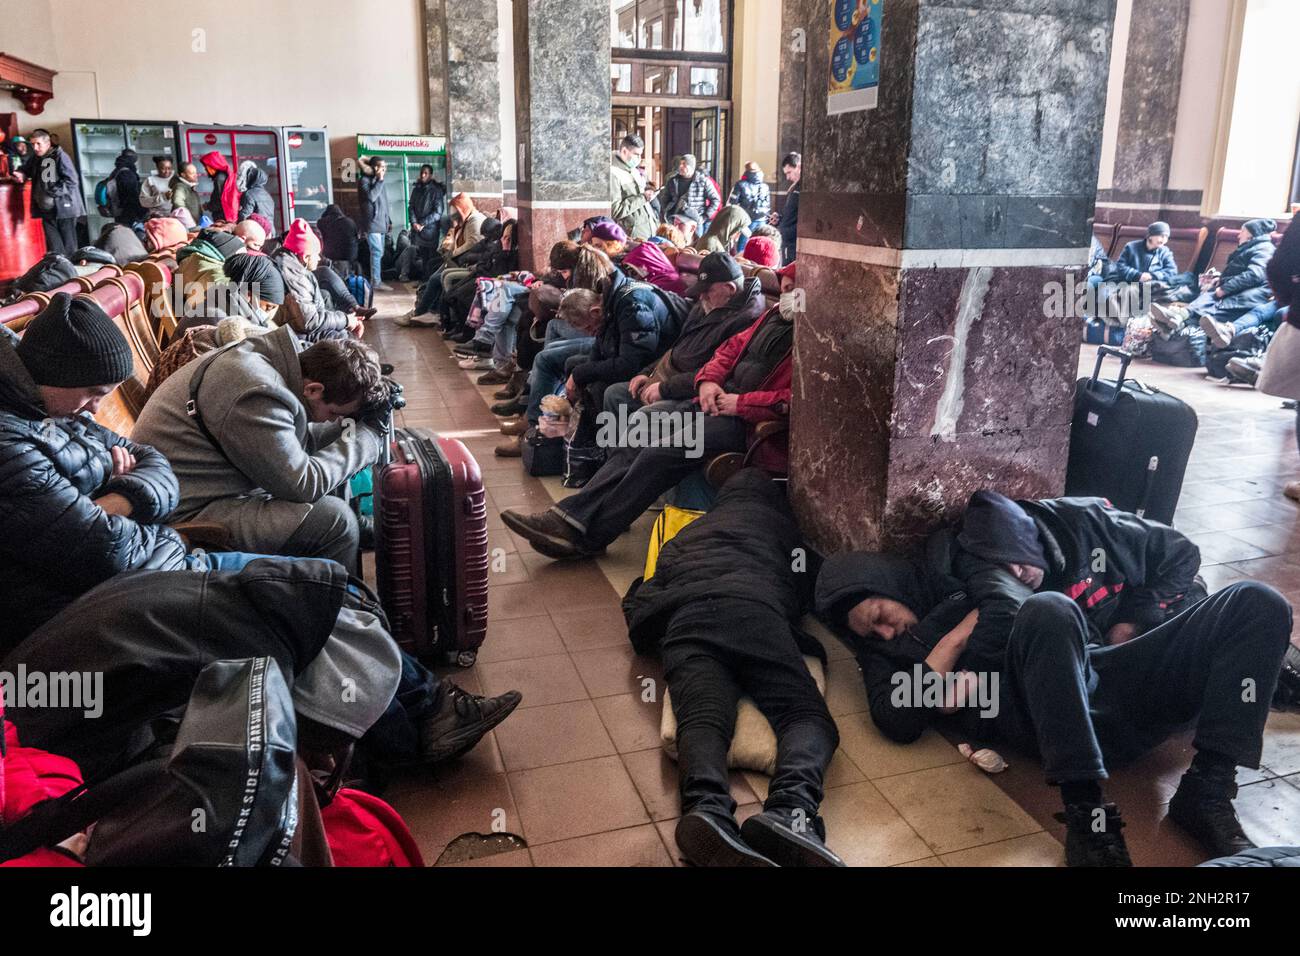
[1065,346,1198,525]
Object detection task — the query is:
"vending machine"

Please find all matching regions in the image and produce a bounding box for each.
[70,118,182,237]
[354,134,447,232]
[179,124,333,232]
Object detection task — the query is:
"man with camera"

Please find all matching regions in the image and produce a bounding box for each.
[133,325,396,572]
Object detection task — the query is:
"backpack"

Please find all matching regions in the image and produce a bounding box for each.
[345,273,372,309]
[320,789,424,867]
[1149,325,1208,368]
[93,169,123,218]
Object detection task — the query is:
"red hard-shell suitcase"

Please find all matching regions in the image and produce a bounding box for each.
[373,427,489,665]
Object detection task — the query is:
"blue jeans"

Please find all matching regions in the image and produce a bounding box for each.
[1233,300,1280,335]
[366,232,385,285]
[184,550,264,572]
[527,337,594,422]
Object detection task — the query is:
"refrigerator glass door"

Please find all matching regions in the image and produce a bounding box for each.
[183,127,284,231]
[233,130,284,232]
[74,120,128,238]
[282,128,332,224]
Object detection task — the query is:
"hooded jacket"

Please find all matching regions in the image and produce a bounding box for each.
[110,151,145,224]
[622,468,823,660]
[0,337,186,646]
[21,146,85,221]
[1215,230,1277,314]
[198,152,240,223]
[727,170,771,222]
[571,267,674,389]
[610,152,657,241]
[94,223,148,266]
[237,164,276,222]
[177,230,246,312]
[270,247,352,342]
[647,275,766,401]
[698,205,752,255]
[317,204,360,263]
[1113,238,1177,285]
[357,159,391,235]
[132,325,384,530]
[814,496,1205,743]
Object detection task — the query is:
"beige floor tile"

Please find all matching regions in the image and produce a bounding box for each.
[549,605,632,652]
[823,656,869,716]
[475,614,567,664]
[438,849,534,867]
[1231,776,1300,848]
[509,755,650,844]
[571,643,663,699]
[384,771,518,860]
[939,832,1064,867]
[894,857,945,867]
[835,710,966,779]
[1259,710,1300,777]
[874,763,1043,856]
[622,747,757,822]
[818,781,933,867]
[529,825,674,867]
[476,652,589,708]
[593,692,665,754]
[493,698,616,771]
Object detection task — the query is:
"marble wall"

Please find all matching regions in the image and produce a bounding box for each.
[426,0,504,197]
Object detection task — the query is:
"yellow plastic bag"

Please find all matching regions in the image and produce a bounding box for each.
[643,505,705,580]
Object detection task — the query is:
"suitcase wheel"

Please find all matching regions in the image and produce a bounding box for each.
[452,649,477,668]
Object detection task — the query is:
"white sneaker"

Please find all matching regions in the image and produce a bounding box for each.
[409,313,439,327]
[394,310,415,327]
[458,355,494,370]
[374,283,395,292]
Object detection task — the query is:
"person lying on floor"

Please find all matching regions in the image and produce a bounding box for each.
[815,490,1294,867]
[0,297,520,769]
[502,273,795,558]
[623,469,843,867]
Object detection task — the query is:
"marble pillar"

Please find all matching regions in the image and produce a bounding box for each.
[790,0,1117,555]
[426,0,504,211]
[1097,0,1193,225]
[511,0,611,271]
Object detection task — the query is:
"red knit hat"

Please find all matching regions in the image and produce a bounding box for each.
[740,236,778,267]
[281,218,321,258]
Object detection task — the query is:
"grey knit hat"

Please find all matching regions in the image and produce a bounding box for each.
[16,292,134,387]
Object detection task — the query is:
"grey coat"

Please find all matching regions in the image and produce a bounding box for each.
[132,325,384,546]
[271,248,351,342]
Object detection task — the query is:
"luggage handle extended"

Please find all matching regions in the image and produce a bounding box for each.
[1087,345,1135,408]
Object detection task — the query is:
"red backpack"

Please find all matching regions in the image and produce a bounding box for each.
[321,788,425,867]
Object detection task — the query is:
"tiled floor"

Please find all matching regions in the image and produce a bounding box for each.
[363,285,1300,866]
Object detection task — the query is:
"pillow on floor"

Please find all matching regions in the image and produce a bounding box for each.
[659,656,826,776]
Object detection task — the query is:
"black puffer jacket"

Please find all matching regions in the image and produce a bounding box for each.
[622,469,823,661]
[1216,233,1276,313]
[237,166,276,222]
[572,268,675,389]
[0,338,186,646]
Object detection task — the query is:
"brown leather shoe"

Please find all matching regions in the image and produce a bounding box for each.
[477,367,514,386]
[494,435,523,458]
[500,417,530,437]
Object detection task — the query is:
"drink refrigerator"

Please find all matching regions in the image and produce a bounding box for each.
[179,124,334,232]
[354,134,447,231]
[70,118,182,238]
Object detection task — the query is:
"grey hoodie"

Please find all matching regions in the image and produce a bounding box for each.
[132,325,384,541]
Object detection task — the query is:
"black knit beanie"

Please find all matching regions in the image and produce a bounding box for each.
[1147,221,1170,238]
[957,490,1047,570]
[16,293,134,387]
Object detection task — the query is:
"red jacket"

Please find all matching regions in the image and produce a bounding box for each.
[1,715,84,867]
[693,307,791,473]
[694,306,792,422]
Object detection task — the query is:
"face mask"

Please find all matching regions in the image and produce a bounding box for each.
[778,291,799,321]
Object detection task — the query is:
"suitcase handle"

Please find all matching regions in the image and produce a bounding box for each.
[1087,345,1134,408]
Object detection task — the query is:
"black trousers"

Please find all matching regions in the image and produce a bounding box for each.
[555,401,748,547]
[663,598,838,823]
[42,217,78,256]
[993,582,1292,783]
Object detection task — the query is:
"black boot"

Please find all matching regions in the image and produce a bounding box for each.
[674,811,776,868]
[1168,771,1256,859]
[418,681,522,764]
[1062,803,1133,867]
[357,513,375,551]
[491,397,527,417]
[740,807,844,867]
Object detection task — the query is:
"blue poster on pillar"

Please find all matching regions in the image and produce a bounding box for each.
[827,0,883,116]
